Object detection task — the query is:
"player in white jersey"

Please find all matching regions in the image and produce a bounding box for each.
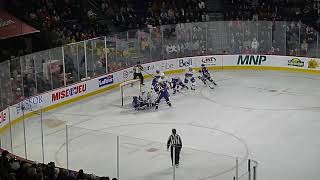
[184,66,196,90]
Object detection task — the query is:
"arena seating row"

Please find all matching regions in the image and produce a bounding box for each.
[0,149,117,180]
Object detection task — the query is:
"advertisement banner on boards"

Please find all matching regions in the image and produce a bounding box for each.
[0,108,9,128]
[15,95,44,115]
[98,74,114,88]
[51,83,87,102]
[307,59,320,70]
[237,55,267,65]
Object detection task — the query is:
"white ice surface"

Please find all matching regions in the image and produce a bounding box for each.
[2,70,320,180]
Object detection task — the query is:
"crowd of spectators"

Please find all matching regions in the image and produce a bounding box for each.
[96,0,209,30]
[0,0,110,61]
[223,0,319,57]
[23,0,108,44]
[143,0,208,27]
[0,150,117,180]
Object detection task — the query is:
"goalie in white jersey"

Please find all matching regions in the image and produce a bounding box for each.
[184,66,196,90]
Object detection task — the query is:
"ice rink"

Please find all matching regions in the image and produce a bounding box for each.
[2,70,320,180]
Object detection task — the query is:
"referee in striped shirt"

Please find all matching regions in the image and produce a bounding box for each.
[167,129,182,167]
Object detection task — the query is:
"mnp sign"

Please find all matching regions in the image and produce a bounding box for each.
[237,55,267,65]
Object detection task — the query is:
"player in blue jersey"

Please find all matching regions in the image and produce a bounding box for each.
[155,75,172,109]
[170,76,188,94]
[132,90,153,110]
[152,70,162,92]
[199,64,217,86]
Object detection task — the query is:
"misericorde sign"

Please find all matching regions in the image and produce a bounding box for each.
[237,55,267,65]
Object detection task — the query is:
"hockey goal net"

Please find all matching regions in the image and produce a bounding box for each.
[120,79,142,107]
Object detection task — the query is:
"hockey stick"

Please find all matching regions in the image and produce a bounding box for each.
[198,76,215,89]
[142,69,156,78]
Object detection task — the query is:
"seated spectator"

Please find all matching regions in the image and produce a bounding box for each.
[0,150,11,180]
[301,39,308,56]
[251,38,259,54]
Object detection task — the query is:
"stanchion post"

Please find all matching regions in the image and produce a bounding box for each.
[65,125,69,169]
[22,106,27,159]
[254,166,257,180]
[40,109,45,163]
[117,136,120,180]
[235,158,238,180]
[8,106,13,153]
[173,146,176,180]
[248,159,251,180]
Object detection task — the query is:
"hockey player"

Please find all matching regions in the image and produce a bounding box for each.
[199,64,217,86]
[154,75,172,110]
[170,76,188,94]
[184,66,196,90]
[152,70,162,89]
[152,71,164,93]
[132,90,153,110]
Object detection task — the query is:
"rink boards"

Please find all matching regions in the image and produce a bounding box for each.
[0,54,320,131]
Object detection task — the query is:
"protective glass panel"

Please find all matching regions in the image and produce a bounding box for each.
[286,21,300,56]
[136,28,152,64]
[33,50,52,93]
[229,21,245,54]
[106,35,118,73]
[10,104,27,158]
[86,37,107,78]
[64,42,86,85]
[272,21,286,55]
[190,22,207,56]
[150,26,163,61]
[42,110,67,166]
[67,126,117,177]
[116,32,136,70]
[174,147,237,180]
[162,24,178,59]
[21,55,37,97]
[242,21,258,54]
[127,29,143,64]
[9,58,24,105]
[24,109,43,162]
[119,136,171,180]
[177,23,193,57]
[49,47,64,89]
[258,21,272,54]
[316,32,320,58]
[207,21,229,54]
[300,23,318,57]
[0,61,11,109]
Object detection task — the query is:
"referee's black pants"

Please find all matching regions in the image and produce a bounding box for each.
[170,145,182,165]
[133,72,144,84]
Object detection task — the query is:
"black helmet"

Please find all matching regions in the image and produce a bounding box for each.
[201,64,205,67]
[172,129,176,134]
